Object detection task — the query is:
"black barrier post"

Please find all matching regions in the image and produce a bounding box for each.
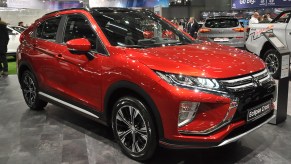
[262,32,290,124]
[274,54,290,124]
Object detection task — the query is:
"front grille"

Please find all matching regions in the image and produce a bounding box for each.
[219,69,276,122]
[219,69,271,92]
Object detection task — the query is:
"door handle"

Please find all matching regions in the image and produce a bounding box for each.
[55,54,64,59]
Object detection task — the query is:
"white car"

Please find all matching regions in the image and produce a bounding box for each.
[246,10,291,78]
[6,26,25,56]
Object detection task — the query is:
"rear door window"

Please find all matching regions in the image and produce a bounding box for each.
[36,17,61,41]
[205,18,239,28]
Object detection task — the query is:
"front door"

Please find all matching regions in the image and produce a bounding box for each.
[54,14,108,111]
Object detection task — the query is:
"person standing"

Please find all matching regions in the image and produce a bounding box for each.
[249,12,260,25]
[260,15,270,23]
[18,21,24,27]
[0,17,9,78]
[187,17,199,39]
[266,13,273,22]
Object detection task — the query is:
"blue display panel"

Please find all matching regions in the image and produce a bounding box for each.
[89,0,169,8]
[232,0,291,9]
[46,1,83,10]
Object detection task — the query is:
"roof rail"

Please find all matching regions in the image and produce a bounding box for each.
[44,7,90,16]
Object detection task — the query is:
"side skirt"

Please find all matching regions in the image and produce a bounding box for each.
[38,91,108,126]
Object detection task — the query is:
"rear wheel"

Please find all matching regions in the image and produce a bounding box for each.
[20,70,47,110]
[112,97,157,161]
[263,49,280,79]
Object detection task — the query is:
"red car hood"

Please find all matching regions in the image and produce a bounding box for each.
[125,42,265,79]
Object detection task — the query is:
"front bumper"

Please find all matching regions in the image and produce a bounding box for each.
[159,112,275,149]
[151,70,276,148]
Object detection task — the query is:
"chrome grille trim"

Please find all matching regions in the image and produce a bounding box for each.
[226,83,255,90]
[253,69,268,77]
[220,69,271,92]
[259,74,271,83]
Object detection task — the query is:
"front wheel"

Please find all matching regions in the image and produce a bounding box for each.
[20,70,48,110]
[263,49,280,79]
[112,97,157,161]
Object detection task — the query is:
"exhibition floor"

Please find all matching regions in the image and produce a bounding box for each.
[0,75,291,164]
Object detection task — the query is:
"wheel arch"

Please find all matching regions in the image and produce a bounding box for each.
[18,61,34,87]
[260,41,275,58]
[104,81,164,139]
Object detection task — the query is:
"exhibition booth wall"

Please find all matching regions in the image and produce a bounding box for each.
[0,8,49,26]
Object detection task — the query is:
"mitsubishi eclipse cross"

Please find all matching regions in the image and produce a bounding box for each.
[17,8,277,161]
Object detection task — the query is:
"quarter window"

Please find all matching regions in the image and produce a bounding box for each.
[36,17,61,41]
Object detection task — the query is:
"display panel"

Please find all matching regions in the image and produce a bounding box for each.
[45,1,83,11]
[6,0,83,10]
[89,0,169,8]
[232,0,291,9]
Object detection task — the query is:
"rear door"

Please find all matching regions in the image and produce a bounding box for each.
[32,16,63,92]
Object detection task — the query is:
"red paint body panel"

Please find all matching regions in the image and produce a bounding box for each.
[125,43,265,79]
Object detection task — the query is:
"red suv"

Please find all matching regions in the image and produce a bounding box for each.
[17,8,276,161]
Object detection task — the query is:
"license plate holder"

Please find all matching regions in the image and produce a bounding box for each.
[247,101,272,122]
[214,38,229,42]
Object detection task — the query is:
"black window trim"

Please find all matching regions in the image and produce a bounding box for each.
[60,13,109,56]
[32,15,63,43]
[271,10,291,24]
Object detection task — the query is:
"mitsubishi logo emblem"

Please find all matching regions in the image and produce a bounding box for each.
[252,77,262,87]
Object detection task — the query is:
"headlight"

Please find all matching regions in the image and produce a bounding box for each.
[155,71,221,92]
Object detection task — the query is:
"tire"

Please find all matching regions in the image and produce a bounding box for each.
[112,97,157,161]
[262,49,280,79]
[20,70,48,110]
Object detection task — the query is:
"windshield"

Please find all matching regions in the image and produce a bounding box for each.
[92,9,194,48]
[205,18,239,28]
[271,12,291,23]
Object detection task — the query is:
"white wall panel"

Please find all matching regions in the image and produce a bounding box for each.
[0,8,49,26]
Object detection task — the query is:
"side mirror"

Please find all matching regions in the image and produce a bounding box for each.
[66,38,91,53]
[66,38,94,60]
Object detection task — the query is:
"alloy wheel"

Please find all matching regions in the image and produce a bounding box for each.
[265,53,279,75]
[115,105,148,154]
[22,74,37,107]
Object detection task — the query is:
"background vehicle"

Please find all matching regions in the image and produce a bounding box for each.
[17,8,276,161]
[198,16,246,48]
[198,21,204,29]
[246,10,291,78]
[7,25,22,57]
[9,25,26,33]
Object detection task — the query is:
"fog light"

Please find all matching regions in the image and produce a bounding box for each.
[224,98,239,122]
[178,101,200,127]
